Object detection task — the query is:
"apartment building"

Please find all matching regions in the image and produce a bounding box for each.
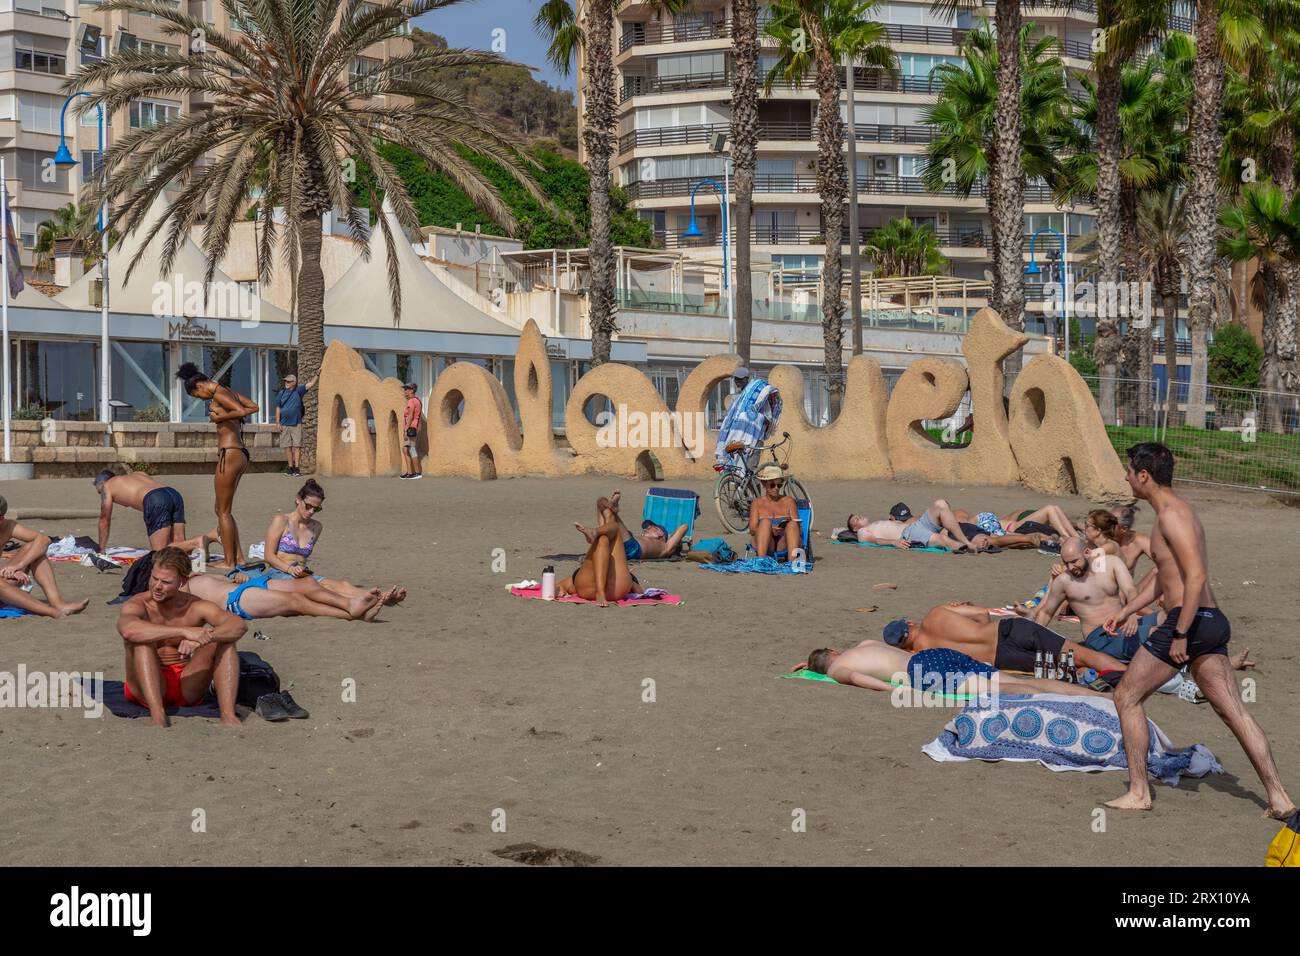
[600,0,1198,374]
[0,0,409,272]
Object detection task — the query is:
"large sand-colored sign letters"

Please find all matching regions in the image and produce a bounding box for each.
[317,311,1129,501]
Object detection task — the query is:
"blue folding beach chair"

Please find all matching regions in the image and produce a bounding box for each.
[745,498,813,566]
[642,487,701,548]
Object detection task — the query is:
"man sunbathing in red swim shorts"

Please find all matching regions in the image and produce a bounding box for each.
[116,547,247,727]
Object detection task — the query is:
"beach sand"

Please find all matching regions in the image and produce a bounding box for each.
[1,472,1295,866]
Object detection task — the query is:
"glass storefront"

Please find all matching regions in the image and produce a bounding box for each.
[14,339,100,421]
[179,345,255,422]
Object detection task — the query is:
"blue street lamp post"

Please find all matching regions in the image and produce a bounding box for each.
[681,175,735,355]
[54,92,110,433]
[1025,226,1070,363]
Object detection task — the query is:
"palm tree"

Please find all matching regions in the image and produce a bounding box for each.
[865,218,947,277]
[921,22,1072,326]
[764,0,894,416]
[1063,42,1189,425]
[1220,183,1300,430]
[537,0,687,367]
[1181,0,1266,427]
[33,203,81,277]
[75,0,542,470]
[732,0,760,365]
[1135,187,1189,410]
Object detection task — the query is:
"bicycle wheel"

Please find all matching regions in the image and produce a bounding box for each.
[785,478,814,532]
[714,472,753,534]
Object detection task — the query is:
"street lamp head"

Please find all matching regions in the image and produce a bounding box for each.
[1024,260,1041,275]
[681,212,703,238]
[54,142,78,167]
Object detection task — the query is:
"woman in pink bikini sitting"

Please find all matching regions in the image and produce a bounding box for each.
[243,480,406,607]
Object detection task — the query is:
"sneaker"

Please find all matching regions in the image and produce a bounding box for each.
[278,691,310,719]
[1037,539,1062,555]
[255,693,290,722]
[399,473,411,479]
[1177,677,1207,704]
[410,472,423,480]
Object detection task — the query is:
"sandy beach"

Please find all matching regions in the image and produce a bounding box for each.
[1,472,1295,866]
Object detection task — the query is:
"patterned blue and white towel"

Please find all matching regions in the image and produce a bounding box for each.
[699,556,807,575]
[922,694,1222,785]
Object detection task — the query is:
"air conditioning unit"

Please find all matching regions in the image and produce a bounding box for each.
[873,157,891,174]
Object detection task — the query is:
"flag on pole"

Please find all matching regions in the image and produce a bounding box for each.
[3,202,22,299]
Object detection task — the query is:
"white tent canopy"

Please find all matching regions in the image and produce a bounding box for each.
[324,199,519,335]
[55,196,293,323]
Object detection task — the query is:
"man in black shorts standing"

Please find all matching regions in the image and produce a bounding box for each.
[1103,443,1294,817]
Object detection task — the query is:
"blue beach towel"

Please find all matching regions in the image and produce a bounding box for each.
[0,607,33,617]
[701,556,808,575]
[922,694,1222,784]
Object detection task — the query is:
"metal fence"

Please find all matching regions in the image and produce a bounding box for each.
[1079,375,1300,495]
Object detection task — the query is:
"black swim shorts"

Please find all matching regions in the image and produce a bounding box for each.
[993,617,1066,672]
[142,486,185,536]
[1141,607,1230,668]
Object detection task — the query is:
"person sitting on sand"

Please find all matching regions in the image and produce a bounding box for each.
[575,490,688,561]
[806,639,1102,697]
[1107,504,1152,573]
[846,499,988,551]
[558,520,641,606]
[882,602,1127,674]
[748,465,802,558]
[0,495,89,619]
[92,468,217,558]
[186,570,398,623]
[116,547,246,727]
[1032,537,1155,658]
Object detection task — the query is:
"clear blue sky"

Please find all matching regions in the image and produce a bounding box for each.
[413,0,576,94]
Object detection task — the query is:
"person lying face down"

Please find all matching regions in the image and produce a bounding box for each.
[574,490,689,561]
[845,499,989,551]
[805,639,1101,698]
[879,602,1129,675]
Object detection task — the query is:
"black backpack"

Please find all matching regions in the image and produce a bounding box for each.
[236,652,281,708]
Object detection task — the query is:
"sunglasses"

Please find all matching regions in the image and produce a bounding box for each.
[300,501,323,513]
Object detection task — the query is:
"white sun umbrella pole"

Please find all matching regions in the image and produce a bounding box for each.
[2,156,11,464]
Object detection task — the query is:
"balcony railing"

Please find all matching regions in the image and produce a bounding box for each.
[621,71,730,100]
[619,18,732,52]
[652,225,992,249]
[618,121,934,152]
[630,173,1085,205]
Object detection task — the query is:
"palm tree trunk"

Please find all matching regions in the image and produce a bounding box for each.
[993,0,1025,383]
[1161,283,1179,422]
[297,210,326,473]
[1269,117,1300,407]
[583,0,617,365]
[1182,0,1224,428]
[812,19,847,417]
[986,148,1003,316]
[1119,183,1152,425]
[732,0,759,365]
[1259,263,1284,432]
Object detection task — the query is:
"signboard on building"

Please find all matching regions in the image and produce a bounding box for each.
[166,317,218,342]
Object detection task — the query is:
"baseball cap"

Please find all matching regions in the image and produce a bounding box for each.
[733,366,750,379]
[883,619,910,646]
[889,502,912,521]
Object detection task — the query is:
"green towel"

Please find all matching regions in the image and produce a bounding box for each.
[830,538,951,554]
[780,669,978,701]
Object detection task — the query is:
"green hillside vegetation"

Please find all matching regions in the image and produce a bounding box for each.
[352,143,654,250]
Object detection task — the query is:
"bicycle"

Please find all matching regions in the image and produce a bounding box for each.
[713,431,815,534]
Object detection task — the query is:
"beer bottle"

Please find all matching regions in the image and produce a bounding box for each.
[1044,651,1056,681]
[1034,651,1044,680]
[1066,650,1077,684]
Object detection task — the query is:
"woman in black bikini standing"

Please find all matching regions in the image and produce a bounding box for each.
[177,362,258,570]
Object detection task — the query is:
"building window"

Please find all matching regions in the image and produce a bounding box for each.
[16,49,67,75]
[17,92,64,134]
[79,151,104,175]
[349,56,382,92]
[5,149,70,191]
[129,99,181,129]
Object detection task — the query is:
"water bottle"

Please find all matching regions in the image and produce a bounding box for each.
[541,565,556,601]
